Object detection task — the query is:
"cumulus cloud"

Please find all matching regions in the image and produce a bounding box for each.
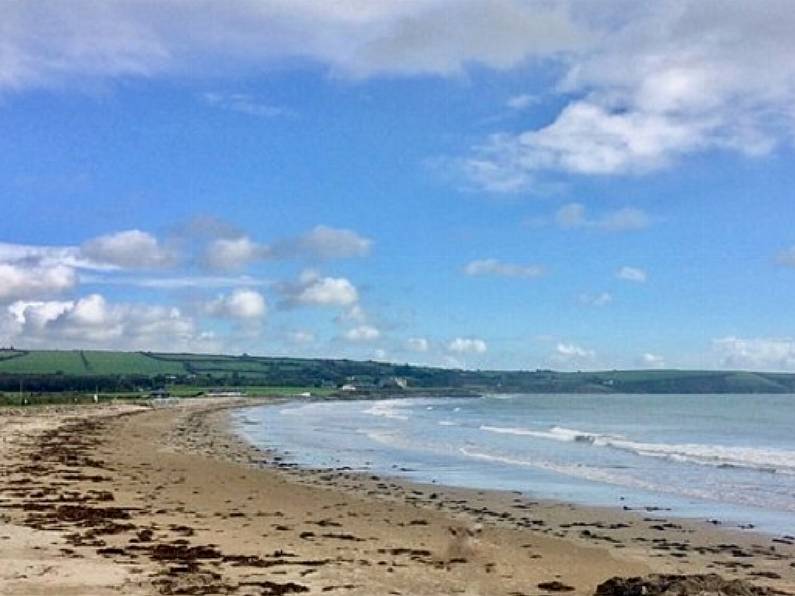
[405,337,429,352]
[552,341,596,367]
[616,266,647,283]
[447,337,487,354]
[205,289,267,320]
[460,1,795,191]
[555,203,650,232]
[713,336,795,372]
[0,242,111,271]
[5,294,215,352]
[0,241,126,305]
[0,263,77,301]
[200,226,370,270]
[639,352,665,368]
[202,236,270,271]
[275,225,372,260]
[0,0,582,90]
[280,270,359,308]
[81,230,177,269]
[344,324,381,342]
[464,258,543,279]
[468,103,706,186]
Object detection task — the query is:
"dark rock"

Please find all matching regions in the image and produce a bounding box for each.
[538,581,576,592]
[595,574,769,596]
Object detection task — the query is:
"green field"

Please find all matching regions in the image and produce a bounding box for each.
[0,350,186,375]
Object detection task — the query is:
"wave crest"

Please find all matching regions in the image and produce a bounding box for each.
[479,425,795,475]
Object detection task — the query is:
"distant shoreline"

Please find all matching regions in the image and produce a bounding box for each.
[3,348,795,398]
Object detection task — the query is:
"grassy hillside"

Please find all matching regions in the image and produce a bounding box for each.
[0,349,794,394]
[0,350,185,375]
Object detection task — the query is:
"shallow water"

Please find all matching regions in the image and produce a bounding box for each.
[233,394,795,534]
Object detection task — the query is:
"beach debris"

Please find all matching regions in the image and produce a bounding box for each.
[538,580,576,592]
[594,573,770,596]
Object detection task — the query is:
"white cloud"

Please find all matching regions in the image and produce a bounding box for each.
[579,292,612,307]
[276,225,372,260]
[639,352,665,368]
[280,270,359,308]
[482,102,705,180]
[81,230,176,269]
[0,263,77,300]
[460,2,795,190]
[205,289,267,320]
[713,337,795,372]
[6,294,216,352]
[0,1,582,90]
[203,236,270,271]
[464,258,543,279]
[776,246,795,267]
[405,337,429,352]
[551,342,596,368]
[372,348,388,361]
[447,337,487,354]
[616,266,647,283]
[201,92,291,118]
[344,324,381,342]
[0,242,111,271]
[555,342,594,359]
[201,226,370,270]
[555,203,650,232]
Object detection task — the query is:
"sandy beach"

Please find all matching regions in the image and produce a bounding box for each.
[1,398,793,596]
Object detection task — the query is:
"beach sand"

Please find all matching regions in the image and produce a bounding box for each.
[1,398,793,595]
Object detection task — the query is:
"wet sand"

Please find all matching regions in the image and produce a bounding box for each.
[1,398,793,595]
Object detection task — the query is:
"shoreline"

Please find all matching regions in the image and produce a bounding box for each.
[219,401,795,566]
[1,398,793,595]
[229,396,795,538]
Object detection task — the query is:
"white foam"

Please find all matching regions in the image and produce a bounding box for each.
[479,425,795,475]
[457,447,777,508]
[362,401,410,421]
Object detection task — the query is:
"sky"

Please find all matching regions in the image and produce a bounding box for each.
[1,0,795,371]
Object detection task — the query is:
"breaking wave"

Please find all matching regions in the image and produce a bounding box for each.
[479,425,795,475]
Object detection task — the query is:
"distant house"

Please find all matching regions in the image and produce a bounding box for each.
[149,388,170,398]
[340,383,357,392]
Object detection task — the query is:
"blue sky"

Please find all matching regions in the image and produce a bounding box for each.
[1,1,795,371]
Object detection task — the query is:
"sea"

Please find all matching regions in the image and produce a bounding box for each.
[232,394,795,535]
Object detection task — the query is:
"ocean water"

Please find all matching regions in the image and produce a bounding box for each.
[233,394,795,534]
